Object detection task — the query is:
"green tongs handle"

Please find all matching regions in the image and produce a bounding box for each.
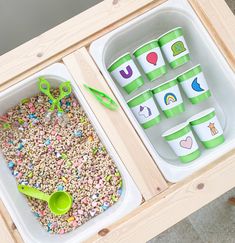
[84,84,118,111]
[38,77,72,112]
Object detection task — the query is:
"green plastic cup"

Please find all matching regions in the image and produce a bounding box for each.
[162,122,201,163]
[158,27,190,69]
[133,39,167,81]
[127,90,161,129]
[188,108,225,149]
[108,53,144,94]
[177,64,211,104]
[152,78,185,118]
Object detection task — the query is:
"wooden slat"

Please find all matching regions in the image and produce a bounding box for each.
[0,201,23,243]
[189,0,235,71]
[63,48,168,200]
[0,0,166,91]
[0,216,15,243]
[86,149,235,243]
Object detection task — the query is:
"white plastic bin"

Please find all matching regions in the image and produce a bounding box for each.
[90,0,235,182]
[0,63,142,243]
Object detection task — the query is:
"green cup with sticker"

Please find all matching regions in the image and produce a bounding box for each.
[133,39,167,81]
[108,53,144,94]
[127,90,161,129]
[152,78,185,118]
[162,122,201,163]
[177,64,211,104]
[188,108,225,149]
[158,27,190,69]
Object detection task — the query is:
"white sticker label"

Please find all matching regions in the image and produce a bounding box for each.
[180,72,209,98]
[192,116,223,142]
[136,47,165,73]
[153,85,183,111]
[161,36,189,63]
[130,98,160,125]
[111,60,141,87]
[167,131,199,157]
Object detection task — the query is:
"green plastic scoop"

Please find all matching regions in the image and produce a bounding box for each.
[18,185,73,216]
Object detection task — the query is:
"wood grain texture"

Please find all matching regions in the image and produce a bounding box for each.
[0,216,15,243]
[86,149,235,243]
[0,201,23,243]
[0,0,166,92]
[63,47,168,200]
[189,0,235,71]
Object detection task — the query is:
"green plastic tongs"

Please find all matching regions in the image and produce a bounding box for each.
[38,78,117,112]
[84,84,118,111]
[38,77,72,113]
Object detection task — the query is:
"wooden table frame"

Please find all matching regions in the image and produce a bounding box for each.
[0,0,234,242]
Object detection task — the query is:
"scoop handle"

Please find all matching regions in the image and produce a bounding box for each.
[18,185,50,203]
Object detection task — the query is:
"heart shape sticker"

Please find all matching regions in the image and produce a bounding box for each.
[180,136,193,149]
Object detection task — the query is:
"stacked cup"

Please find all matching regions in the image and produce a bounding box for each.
[188,108,225,149]
[108,40,168,95]
[162,108,225,163]
[158,27,190,69]
[162,122,201,163]
[107,53,145,94]
[108,27,190,94]
[133,39,167,81]
[127,90,161,129]
[177,64,211,104]
[107,26,225,163]
[107,27,191,95]
[152,78,184,118]
[107,27,192,130]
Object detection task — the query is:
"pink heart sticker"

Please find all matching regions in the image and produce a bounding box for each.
[180,136,193,149]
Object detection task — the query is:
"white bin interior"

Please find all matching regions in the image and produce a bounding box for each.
[0,63,142,243]
[90,0,235,182]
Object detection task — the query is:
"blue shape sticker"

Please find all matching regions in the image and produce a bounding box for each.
[191,77,204,92]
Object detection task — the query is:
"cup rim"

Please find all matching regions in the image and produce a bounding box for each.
[126,89,151,104]
[132,39,158,55]
[157,27,182,41]
[152,77,177,92]
[188,107,215,123]
[162,121,189,138]
[177,64,201,78]
[107,52,131,70]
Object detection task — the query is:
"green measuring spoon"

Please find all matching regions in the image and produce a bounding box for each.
[84,84,118,111]
[18,185,73,216]
[38,78,72,112]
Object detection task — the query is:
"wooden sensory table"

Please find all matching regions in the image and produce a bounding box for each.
[0,0,234,242]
